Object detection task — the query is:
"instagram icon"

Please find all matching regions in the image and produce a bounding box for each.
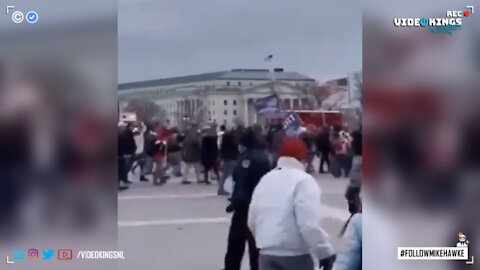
[28,249,39,260]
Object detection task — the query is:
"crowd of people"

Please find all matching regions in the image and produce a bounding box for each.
[117,120,362,270]
[118,121,357,190]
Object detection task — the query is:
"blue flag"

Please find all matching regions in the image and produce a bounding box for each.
[255,95,281,115]
[283,112,302,136]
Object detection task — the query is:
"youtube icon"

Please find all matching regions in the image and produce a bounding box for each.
[58,249,73,260]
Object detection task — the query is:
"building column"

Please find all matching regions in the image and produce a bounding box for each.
[282,98,290,110]
[244,98,249,126]
[253,99,258,124]
[292,98,299,110]
[193,100,196,117]
[189,99,193,117]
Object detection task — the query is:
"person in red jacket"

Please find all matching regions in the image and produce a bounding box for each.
[152,125,169,185]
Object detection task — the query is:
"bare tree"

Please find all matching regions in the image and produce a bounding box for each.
[352,72,362,102]
[125,99,167,126]
[299,83,332,109]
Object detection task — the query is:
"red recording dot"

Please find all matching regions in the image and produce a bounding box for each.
[464,10,470,17]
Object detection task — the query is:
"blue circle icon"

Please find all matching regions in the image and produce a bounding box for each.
[419,17,428,27]
[25,11,38,24]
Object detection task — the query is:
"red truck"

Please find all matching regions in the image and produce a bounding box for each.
[289,110,343,128]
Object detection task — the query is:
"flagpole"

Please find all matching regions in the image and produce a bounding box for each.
[269,56,275,95]
[347,73,351,106]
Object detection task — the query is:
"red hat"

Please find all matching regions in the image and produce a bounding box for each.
[279,136,308,161]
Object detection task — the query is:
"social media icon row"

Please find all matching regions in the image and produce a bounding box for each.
[12,249,72,261]
[11,10,39,24]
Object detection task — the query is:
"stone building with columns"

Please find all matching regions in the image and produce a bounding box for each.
[118,69,317,128]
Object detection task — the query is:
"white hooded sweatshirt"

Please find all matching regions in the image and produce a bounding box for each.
[248,157,334,259]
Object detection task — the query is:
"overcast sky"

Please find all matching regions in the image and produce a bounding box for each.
[118,0,361,83]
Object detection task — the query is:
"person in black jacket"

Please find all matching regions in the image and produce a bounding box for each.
[201,126,220,185]
[181,126,202,184]
[118,126,130,189]
[300,129,316,174]
[140,123,158,182]
[223,128,271,270]
[219,130,238,195]
[266,123,284,168]
[166,132,182,177]
[251,124,268,151]
[316,127,331,173]
[122,123,137,183]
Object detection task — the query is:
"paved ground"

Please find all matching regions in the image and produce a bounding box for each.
[118,164,350,270]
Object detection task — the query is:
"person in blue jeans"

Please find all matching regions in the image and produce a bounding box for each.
[332,213,362,270]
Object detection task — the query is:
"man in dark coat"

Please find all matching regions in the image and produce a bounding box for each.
[121,123,137,183]
[300,129,316,174]
[223,128,271,270]
[266,124,284,168]
[251,124,268,151]
[118,126,130,189]
[181,126,201,184]
[316,127,331,173]
[219,129,238,195]
[166,132,182,177]
[201,126,220,184]
[140,123,158,182]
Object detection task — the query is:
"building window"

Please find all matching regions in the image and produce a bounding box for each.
[233,100,237,106]
[226,81,230,86]
[213,101,215,106]
[249,82,253,86]
[224,110,228,115]
[208,111,211,115]
[238,81,242,86]
[223,119,227,126]
[233,110,237,116]
[224,100,227,106]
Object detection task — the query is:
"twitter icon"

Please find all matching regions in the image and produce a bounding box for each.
[42,250,54,260]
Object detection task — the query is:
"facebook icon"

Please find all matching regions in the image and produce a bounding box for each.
[12,249,25,261]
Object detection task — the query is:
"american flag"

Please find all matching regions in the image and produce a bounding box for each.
[264,54,273,62]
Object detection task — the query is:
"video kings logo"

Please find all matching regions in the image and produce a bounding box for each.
[393,6,474,36]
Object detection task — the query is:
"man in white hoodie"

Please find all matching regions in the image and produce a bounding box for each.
[248,136,336,270]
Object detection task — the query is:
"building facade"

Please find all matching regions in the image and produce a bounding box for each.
[118,69,317,127]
